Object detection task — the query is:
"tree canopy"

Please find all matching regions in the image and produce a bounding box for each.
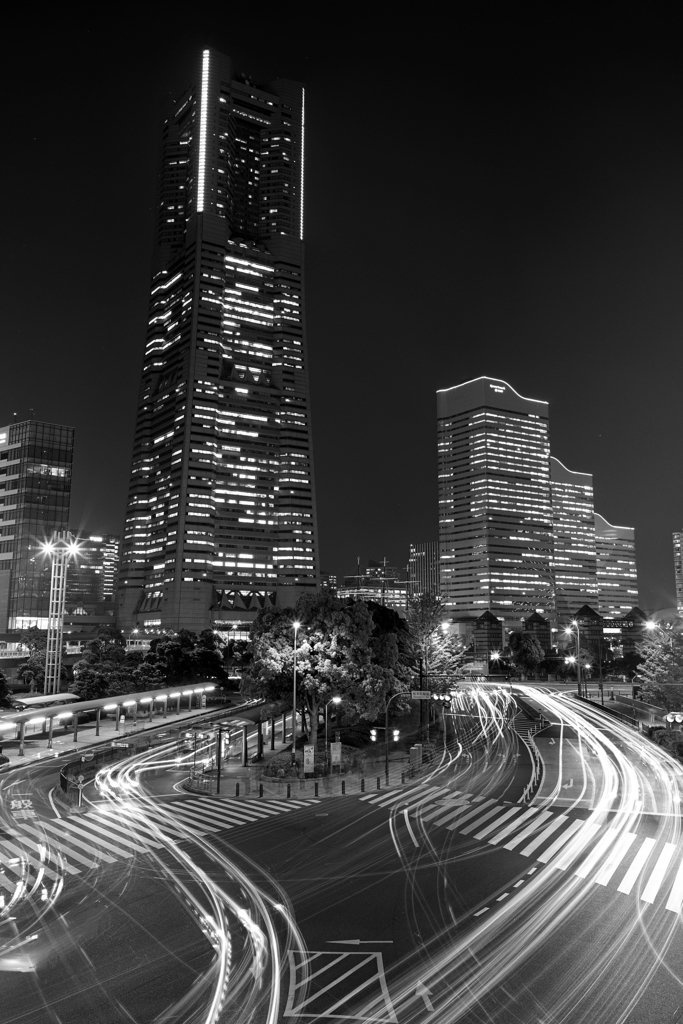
[509,631,545,678]
[636,625,683,710]
[404,593,467,688]
[241,593,411,746]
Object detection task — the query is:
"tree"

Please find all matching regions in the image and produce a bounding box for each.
[636,626,683,710]
[509,632,545,678]
[404,593,467,689]
[0,667,13,709]
[241,593,409,748]
[69,626,136,699]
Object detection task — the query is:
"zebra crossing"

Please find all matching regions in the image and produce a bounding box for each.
[360,783,683,914]
[0,794,319,899]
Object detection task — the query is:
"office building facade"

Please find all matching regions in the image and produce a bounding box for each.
[594,513,638,617]
[408,541,439,599]
[118,48,319,632]
[549,457,598,622]
[0,420,74,630]
[66,534,120,614]
[437,377,554,622]
[338,561,407,615]
[674,532,683,617]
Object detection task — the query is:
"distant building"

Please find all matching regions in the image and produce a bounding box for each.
[674,532,683,617]
[471,610,505,660]
[0,420,74,630]
[524,611,551,654]
[66,534,120,614]
[338,560,407,615]
[408,542,439,599]
[550,457,598,623]
[319,572,338,596]
[437,377,553,622]
[594,513,638,617]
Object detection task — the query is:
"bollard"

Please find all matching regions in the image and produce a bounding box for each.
[287,783,291,799]
[315,782,319,797]
[342,781,345,795]
[401,771,405,784]
[376,776,381,789]
[236,782,240,798]
[361,777,365,792]
[259,783,264,798]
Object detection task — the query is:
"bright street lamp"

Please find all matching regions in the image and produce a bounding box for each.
[325,696,341,754]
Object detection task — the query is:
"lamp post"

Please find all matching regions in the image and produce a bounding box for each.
[40,532,80,695]
[384,692,405,782]
[291,620,301,764]
[325,696,341,755]
[564,620,583,697]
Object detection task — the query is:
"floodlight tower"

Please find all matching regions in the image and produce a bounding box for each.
[42,532,80,695]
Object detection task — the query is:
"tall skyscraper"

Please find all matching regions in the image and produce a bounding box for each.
[437,377,553,621]
[549,457,598,621]
[118,48,319,632]
[674,531,683,617]
[594,513,638,616]
[0,420,74,630]
[408,542,439,598]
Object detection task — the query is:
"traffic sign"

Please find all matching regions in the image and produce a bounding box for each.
[411,690,432,699]
[81,752,94,762]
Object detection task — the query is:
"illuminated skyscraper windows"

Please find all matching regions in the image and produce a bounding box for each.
[594,513,638,617]
[118,49,318,632]
[437,377,553,622]
[549,457,598,621]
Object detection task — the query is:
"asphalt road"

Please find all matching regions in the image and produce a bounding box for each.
[2,688,683,1022]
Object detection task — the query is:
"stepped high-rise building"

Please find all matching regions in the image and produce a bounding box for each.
[594,513,638,617]
[437,377,554,622]
[0,420,74,630]
[549,457,598,622]
[118,48,319,632]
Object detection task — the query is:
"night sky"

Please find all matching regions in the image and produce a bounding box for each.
[4,15,683,612]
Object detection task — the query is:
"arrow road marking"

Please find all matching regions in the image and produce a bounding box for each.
[549,738,556,745]
[416,981,435,1011]
[562,779,573,790]
[327,940,394,945]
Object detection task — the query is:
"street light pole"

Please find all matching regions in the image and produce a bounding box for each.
[565,620,582,697]
[292,620,301,764]
[325,696,341,755]
[41,532,80,695]
[384,692,403,782]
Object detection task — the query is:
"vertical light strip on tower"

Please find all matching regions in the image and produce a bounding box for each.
[197,49,210,213]
[300,87,305,239]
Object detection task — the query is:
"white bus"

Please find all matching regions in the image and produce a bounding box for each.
[7,693,81,712]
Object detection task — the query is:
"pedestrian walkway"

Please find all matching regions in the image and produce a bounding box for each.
[0,792,320,905]
[360,783,683,915]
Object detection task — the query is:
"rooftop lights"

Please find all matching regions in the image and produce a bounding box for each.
[122,700,136,707]
[56,711,73,719]
[139,698,153,704]
[103,704,117,711]
[27,717,45,725]
[168,692,181,698]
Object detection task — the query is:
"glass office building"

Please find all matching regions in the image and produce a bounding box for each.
[0,420,74,630]
[118,48,319,632]
[437,377,553,621]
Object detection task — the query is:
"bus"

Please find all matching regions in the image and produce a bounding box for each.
[7,693,81,712]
